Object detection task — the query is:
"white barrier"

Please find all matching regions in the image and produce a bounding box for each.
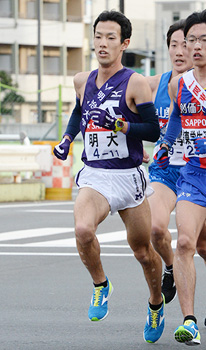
[0,145,52,182]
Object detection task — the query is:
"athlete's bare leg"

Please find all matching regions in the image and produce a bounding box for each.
[148,182,176,266]
[174,201,206,316]
[74,187,110,284]
[197,220,206,263]
[119,198,162,305]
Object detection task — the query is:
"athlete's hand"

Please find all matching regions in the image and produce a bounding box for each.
[142,148,150,163]
[154,146,169,169]
[53,138,71,160]
[193,137,206,154]
[90,108,124,133]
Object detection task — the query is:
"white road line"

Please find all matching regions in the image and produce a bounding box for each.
[25,210,73,213]
[0,202,74,209]
[0,252,136,257]
[0,228,73,241]
[0,229,177,247]
[0,252,200,257]
[24,230,127,247]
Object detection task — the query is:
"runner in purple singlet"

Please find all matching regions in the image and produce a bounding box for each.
[54,10,165,343]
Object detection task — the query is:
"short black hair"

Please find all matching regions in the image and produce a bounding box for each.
[184,9,206,37]
[93,10,132,43]
[167,19,185,48]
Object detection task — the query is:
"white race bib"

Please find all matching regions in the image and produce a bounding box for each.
[85,120,129,161]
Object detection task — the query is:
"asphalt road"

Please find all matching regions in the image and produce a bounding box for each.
[0,188,205,350]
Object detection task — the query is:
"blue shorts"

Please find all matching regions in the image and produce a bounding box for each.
[176,164,206,207]
[149,162,182,195]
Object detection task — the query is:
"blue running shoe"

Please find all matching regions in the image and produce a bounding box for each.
[88,277,113,321]
[174,320,201,345]
[143,294,165,343]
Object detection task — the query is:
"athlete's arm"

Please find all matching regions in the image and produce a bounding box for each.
[145,74,161,102]
[63,97,81,141]
[63,72,90,141]
[53,72,89,160]
[126,102,160,142]
[162,77,182,148]
[122,73,160,142]
[162,101,182,149]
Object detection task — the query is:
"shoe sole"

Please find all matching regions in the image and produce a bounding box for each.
[185,339,201,346]
[185,332,201,346]
[174,327,194,343]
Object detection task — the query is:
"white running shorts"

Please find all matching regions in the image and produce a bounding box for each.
[75,165,153,215]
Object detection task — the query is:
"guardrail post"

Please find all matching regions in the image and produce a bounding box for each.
[58,84,62,140]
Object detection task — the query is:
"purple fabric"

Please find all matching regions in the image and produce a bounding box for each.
[53,138,71,161]
[81,67,144,169]
[90,108,117,130]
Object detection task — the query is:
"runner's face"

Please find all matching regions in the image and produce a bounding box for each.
[186,23,206,68]
[94,21,127,67]
[169,29,192,74]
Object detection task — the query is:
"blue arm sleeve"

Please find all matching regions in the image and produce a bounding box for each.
[127,102,160,142]
[163,101,182,147]
[64,97,81,141]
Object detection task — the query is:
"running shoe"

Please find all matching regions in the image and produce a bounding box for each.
[174,320,201,346]
[143,294,165,343]
[161,269,177,304]
[88,277,113,321]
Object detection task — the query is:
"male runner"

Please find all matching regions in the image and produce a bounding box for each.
[154,9,206,346]
[146,20,192,304]
[54,10,164,343]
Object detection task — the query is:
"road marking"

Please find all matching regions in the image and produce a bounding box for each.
[0,252,132,256]
[25,230,127,247]
[0,229,177,247]
[25,210,74,213]
[0,227,73,242]
[0,202,74,209]
[0,252,200,257]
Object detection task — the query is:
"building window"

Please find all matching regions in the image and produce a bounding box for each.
[67,48,82,75]
[0,0,12,18]
[19,0,37,19]
[43,0,60,21]
[173,12,180,22]
[0,54,12,72]
[43,47,60,75]
[27,0,37,19]
[19,46,37,74]
[27,55,37,74]
[0,45,12,73]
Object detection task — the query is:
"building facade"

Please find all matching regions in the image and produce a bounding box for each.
[1,0,206,133]
[0,0,84,126]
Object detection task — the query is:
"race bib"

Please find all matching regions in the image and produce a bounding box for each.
[181,115,206,158]
[85,120,129,161]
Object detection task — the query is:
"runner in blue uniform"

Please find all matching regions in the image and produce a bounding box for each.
[146,21,192,304]
[154,9,206,346]
[53,10,165,344]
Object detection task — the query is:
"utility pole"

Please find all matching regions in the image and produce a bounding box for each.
[119,0,124,13]
[119,0,125,65]
[37,0,42,122]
